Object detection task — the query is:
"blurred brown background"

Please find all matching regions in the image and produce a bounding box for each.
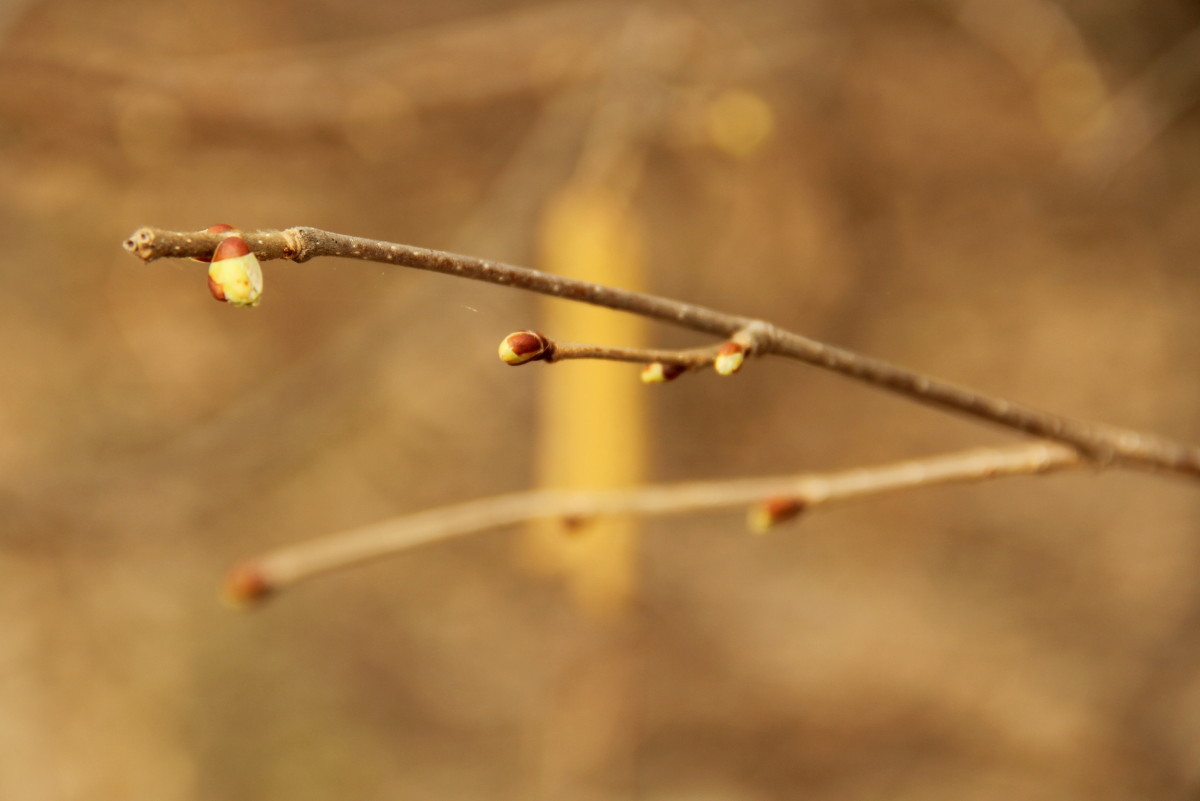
[2,0,1200,798]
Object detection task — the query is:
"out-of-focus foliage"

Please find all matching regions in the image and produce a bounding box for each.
[1,1,1199,799]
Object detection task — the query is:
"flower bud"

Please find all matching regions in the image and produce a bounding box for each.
[747,496,805,533]
[640,362,686,383]
[193,223,238,263]
[207,235,263,307]
[499,330,552,365]
[713,341,746,376]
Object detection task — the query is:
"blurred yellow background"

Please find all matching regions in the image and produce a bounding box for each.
[2,0,1199,799]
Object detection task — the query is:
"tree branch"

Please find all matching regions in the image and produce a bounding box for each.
[124,225,1200,478]
[222,442,1083,607]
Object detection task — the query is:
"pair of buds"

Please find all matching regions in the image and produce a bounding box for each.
[641,341,746,383]
[198,224,263,307]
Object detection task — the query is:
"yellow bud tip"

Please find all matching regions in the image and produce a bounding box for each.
[748,497,806,534]
[499,330,551,365]
[641,363,666,383]
[641,362,685,384]
[713,342,746,376]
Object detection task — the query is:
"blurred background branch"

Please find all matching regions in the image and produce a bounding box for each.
[226,442,1083,605]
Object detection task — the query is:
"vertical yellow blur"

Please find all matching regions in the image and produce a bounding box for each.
[522,182,646,620]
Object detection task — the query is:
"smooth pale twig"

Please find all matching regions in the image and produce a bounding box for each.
[223,443,1083,606]
[546,341,720,367]
[499,330,723,371]
[125,226,1200,478]
[499,329,756,374]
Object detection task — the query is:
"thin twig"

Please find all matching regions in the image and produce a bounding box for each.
[546,341,720,367]
[498,330,745,375]
[542,328,755,374]
[222,442,1083,606]
[124,226,1200,478]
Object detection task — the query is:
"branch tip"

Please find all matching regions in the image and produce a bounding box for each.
[123,228,157,261]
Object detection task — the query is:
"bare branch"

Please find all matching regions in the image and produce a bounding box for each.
[222,443,1083,607]
[125,226,1200,478]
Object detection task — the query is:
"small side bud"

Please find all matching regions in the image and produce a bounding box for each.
[222,563,274,609]
[499,330,552,365]
[641,362,686,384]
[193,224,238,263]
[748,496,805,533]
[713,342,746,376]
[207,235,263,307]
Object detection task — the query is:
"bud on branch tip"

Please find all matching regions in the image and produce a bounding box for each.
[499,330,552,365]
